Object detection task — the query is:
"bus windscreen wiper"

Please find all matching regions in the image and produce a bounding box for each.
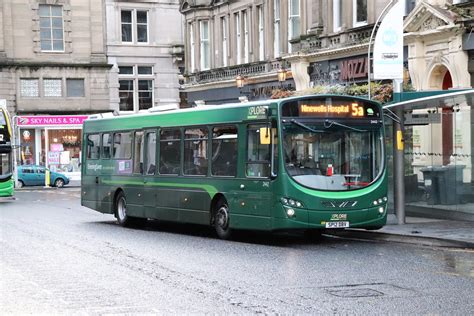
[290,119,325,133]
[324,119,367,132]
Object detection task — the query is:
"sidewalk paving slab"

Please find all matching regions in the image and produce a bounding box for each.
[326,217,474,249]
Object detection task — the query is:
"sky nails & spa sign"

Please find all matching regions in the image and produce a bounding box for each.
[16,115,88,126]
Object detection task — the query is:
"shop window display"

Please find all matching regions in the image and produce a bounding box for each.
[48,129,82,173]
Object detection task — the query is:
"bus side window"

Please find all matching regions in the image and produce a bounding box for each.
[246,125,271,178]
[133,131,144,174]
[87,134,100,159]
[159,129,180,175]
[145,132,156,175]
[113,132,132,159]
[211,125,237,177]
[102,133,111,159]
[184,128,208,176]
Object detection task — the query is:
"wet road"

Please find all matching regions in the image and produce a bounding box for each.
[1,188,473,314]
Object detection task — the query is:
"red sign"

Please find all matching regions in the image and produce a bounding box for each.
[17,115,88,126]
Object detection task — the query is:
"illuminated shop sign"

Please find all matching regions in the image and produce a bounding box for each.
[17,115,88,126]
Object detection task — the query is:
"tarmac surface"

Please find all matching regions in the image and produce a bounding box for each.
[8,183,474,249]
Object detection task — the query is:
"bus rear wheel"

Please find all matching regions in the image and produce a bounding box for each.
[214,199,232,240]
[114,191,146,227]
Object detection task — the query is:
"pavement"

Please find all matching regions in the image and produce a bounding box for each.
[14,184,474,249]
[327,216,474,249]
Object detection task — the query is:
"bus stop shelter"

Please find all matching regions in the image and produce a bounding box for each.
[384,89,474,224]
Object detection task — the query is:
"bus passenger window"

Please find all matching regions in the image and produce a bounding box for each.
[113,132,132,159]
[184,128,208,176]
[211,126,237,177]
[145,132,156,175]
[133,131,144,174]
[86,134,100,159]
[102,133,111,159]
[159,129,180,175]
[246,125,271,178]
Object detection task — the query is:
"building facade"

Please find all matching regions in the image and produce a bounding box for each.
[0,0,111,178]
[105,0,184,112]
[0,0,185,180]
[179,0,298,105]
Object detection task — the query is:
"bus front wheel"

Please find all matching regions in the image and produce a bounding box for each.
[214,199,232,240]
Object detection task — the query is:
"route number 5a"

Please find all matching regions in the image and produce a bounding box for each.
[351,104,364,117]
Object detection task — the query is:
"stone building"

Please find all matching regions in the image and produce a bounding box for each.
[0,0,111,178]
[105,0,184,112]
[0,0,184,180]
[179,0,298,105]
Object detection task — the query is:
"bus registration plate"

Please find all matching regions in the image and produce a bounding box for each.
[325,221,349,228]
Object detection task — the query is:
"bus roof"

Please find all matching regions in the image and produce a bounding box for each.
[83,94,380,132]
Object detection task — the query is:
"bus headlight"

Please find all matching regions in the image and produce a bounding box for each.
[373,197,387,206]
[378,206,385,214]
[286,208,295,217]
[281,197,304,208]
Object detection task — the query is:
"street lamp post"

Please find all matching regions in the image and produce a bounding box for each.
[277,68,287,89]
[235,75,248,102]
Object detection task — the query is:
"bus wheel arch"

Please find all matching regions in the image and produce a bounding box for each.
[210,194,232,239]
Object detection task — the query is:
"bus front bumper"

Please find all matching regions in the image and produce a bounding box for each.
[272,205,387,231]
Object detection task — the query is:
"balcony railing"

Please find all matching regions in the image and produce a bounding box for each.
[300,25,373,54]
[186,60,287,85]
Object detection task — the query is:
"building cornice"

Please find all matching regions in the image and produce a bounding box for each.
[283,43,370,63]
[0,61,113,68]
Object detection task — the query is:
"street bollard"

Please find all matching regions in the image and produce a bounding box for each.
[45,169,50,187]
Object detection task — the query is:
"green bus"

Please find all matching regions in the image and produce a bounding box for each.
[81,95,387,239]
[0,105,14,200]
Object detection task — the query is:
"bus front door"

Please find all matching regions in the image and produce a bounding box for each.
[231,124,274,230]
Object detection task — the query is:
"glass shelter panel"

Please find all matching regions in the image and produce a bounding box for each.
[404,97,473,220]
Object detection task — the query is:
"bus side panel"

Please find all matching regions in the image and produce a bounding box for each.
[178,187,211,225]
[81,175,100,211]
[124,181,146,218]
[155,186,180,222]
[98,182,114,214]
[231,214,273,231]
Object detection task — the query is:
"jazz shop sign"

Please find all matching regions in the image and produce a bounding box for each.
[17,115,88,127]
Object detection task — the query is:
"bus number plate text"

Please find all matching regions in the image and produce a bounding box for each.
[325,221,349,228]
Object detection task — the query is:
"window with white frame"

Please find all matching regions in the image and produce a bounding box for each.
[243,11,249,64]
[353,0,367,27]
[235,13,241,64]
[118,66,154,112]
[121,10,148,44]
[189,23,195,71]
[288,0,300,53]
[258,6,264,61]
[20,79,39,97]
[333,0,342,32]
[273,0,281,58]
[39,5,64,51]
[43,79,62,97]
[200,20,210,70]
[221,17,228,67]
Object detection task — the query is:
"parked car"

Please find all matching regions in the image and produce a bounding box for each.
[17,165,70,188]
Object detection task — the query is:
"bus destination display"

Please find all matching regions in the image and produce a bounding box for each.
[297,100,380,119]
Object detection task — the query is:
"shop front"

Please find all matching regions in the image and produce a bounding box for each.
[16,115,88,181]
